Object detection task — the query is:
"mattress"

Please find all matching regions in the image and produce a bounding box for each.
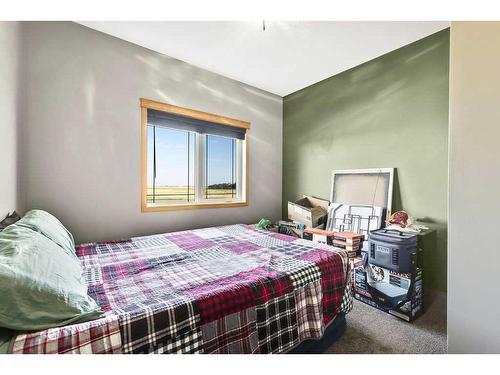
[8,224,352,354]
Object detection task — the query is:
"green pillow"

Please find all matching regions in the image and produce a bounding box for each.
[0,224,103,331]
[15,209,76,258]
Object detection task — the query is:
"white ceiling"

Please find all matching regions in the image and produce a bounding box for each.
[78,21,449,97]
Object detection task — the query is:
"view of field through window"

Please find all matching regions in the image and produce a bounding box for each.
[147,126,238,203]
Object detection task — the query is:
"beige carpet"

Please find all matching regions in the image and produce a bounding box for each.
[327,290,447,354]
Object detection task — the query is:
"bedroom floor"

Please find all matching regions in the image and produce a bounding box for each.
[327,290,447,354]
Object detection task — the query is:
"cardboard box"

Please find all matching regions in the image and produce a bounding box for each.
[277,220,303,238]
[303,229,364,258]
[350,256,365,270]
[349,256,365,284]
[332,240,361,252]
[344,249,362,258]
[288,196,329,228]
[332,232,364,245]
[302,228,335,245]
[353,263,423,322]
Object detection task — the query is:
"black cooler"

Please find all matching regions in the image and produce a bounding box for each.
[368,229,417,273]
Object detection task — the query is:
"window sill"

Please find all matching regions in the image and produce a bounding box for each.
[142,200,248,212]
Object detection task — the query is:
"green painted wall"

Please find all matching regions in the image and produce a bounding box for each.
[283,29,449,292]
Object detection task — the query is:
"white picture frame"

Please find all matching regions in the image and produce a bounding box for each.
[330,168,395,218]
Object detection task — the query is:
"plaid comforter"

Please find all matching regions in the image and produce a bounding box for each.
[10,224,352,354]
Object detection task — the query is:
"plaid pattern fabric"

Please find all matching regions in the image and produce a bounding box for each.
[340,268,354,314]
[9,224,350,354]
[243,233,291,249]
[313,252,349,323]
[269,257,321,288]
[218,224,256,236]
[221,239,261,255]
[167,233,215,251]
[190,246,233,261]
[151,327,203,354]
[256,292,299,354]
[205,235,236,246]
[202,307,259,354]
[189,270,293,324]
[77,240,137,256]
[11,313,122,354]
[118,298,199,354]
[295,280,325,340]
[239,246,286,266]
[194,227,229,239]
[200,254,260,279]
[269,242,318,258]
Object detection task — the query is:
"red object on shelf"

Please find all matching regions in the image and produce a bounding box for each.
[388,211,409,228]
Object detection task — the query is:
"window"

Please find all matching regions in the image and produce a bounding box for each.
[205,134,240,200]
[141,98,249,211]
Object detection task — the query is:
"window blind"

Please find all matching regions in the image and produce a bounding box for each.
[147,109,246,140]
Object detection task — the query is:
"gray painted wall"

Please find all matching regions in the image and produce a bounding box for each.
[448,21,500,353]
[19,22,283,244]
[0,22,20,218]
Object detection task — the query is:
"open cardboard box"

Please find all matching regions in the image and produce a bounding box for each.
[287,195,329,228]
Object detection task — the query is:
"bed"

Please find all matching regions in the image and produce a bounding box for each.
[6,223,352,354]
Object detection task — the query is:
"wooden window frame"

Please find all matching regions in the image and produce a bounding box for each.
[140,98,250,212]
